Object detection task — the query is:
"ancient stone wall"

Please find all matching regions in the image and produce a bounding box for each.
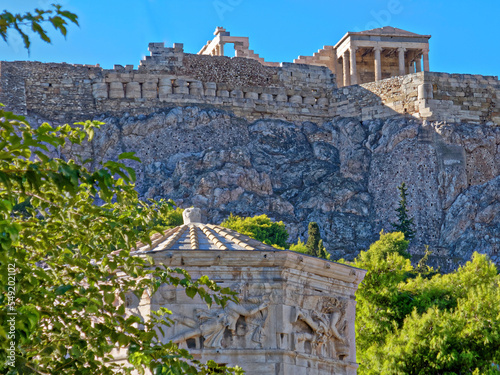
[0,61,101,123]
[0,54,335,123]
[0,61,28,116]
[0,66,496,126]
[421,72,500,124]
[355,72,500,125]
[1,43,498,125]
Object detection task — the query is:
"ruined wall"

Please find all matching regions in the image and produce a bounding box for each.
[1,43,499,126]
[349,72,500,125]
[0,49,336,124]
[422,72,500,124]
[0,61,101,122]
[0,61,28,116]
[293,46,337,75]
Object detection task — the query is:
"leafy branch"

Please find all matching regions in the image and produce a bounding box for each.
[0,4,79,51]
[0,106,240,374]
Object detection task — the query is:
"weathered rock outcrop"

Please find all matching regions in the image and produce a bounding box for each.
[64,106,500,270]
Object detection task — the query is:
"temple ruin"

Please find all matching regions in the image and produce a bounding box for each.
[199,26,431,87]
[198,26,280,67]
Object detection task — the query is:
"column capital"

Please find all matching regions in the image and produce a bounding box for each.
[373,46,383,52]
[397,47,407,53]
[422,47,430,53]
[350,45,358,52]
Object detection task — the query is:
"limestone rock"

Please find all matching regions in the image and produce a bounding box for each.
[63,106,500,270]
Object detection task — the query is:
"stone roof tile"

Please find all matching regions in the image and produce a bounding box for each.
[134,223,279,252]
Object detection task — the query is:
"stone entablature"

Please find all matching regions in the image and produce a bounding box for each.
[155,251,363,375]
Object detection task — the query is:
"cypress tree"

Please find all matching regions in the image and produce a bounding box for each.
[391,182,416,240]
[305,222,321,257]
[305,222,330,260]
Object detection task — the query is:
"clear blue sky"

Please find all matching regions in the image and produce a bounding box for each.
[2,0,499,77]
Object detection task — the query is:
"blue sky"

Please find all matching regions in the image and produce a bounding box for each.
[1,0,499,77]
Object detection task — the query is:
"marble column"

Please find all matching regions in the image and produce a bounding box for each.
[407,61,414,74]
[416,56,422,72]
[423,48,430,71]
[398,47,406,76]
[234,42,244,57]
[374,47,382,81]
[349,46,358,85]
[335,57,343,87]
[343,51,350,86]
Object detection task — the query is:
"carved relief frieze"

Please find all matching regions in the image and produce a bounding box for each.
[169,283,271,350]
[291,297,349,359]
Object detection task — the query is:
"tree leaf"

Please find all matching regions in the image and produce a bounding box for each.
[118,152,141,163]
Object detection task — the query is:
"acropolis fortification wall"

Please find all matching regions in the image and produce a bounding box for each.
[1,43,499,126]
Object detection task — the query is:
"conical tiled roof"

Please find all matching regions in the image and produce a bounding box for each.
[133,222,279,253]
[129,208,367,285]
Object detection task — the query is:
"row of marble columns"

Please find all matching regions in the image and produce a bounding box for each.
[341,46,430,86]
[210,43,224,56]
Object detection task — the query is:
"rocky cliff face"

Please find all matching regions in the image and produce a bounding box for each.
[64,106,500,270]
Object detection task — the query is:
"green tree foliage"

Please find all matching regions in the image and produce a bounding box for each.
[353,231,413,356]
[166,207,185,227]
[304,222,330,260]
[220,214,288,249]
[289,238,308,254]
[152,206,184,229]
[353,231,500,374]
[305,222,320,255]
[0,107,242,375]
[413,244,437,276]
[391,182,415,241]
[317,240,330,260]
[0,4,79,51]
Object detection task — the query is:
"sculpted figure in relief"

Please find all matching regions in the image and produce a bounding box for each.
[171,285,269,349]
[291,297,348,358]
